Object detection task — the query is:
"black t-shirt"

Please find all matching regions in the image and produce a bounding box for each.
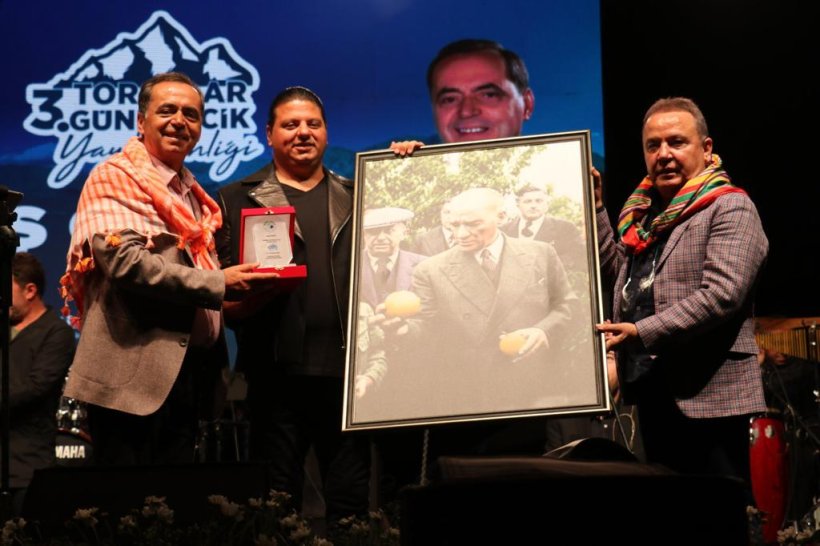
[281,181,344,376]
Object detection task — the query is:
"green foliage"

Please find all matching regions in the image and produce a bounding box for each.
[361,143,591,250]
[363,146,538,233]
[546,194,583,229]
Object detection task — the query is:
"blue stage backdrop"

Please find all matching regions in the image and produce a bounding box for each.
[0,0,603,315]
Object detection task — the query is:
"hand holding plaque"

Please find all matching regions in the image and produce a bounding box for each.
[239,206,307,283]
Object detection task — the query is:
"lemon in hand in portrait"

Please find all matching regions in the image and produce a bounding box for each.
[383,290,421,318]
[498,332,527,356]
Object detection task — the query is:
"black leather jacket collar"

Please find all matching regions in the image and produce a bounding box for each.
[240,162,353,244]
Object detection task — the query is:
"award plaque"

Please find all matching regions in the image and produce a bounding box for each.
[239,206,307,281]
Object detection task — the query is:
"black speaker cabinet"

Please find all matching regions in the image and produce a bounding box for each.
[401,456,750,545]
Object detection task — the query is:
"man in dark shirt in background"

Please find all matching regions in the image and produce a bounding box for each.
[6,252,75,514]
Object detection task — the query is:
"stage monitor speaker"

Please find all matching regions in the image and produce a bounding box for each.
[22,462,268,527]
[401,456,749,545]
[544,436,639,462]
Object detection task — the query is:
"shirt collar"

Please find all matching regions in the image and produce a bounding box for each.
[520,215,545,237]
[369,250,399,271]
[474,232,504,263]
[148,152,193,194]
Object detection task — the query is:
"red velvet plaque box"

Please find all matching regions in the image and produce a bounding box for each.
[239,206,307,284]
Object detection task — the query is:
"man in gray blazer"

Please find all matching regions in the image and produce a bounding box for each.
[63,72,274,466]
[596,97,768,483]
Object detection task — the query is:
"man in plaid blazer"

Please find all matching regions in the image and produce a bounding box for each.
[596,97,767,484]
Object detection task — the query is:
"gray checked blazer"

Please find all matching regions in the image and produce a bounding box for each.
[597,192,768,418]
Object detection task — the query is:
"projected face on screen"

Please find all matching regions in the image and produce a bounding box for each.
[429,48,535,143]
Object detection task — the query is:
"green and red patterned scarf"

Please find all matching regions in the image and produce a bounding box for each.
[617,154,745,254]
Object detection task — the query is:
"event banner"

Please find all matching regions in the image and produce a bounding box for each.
[0,0,603,312]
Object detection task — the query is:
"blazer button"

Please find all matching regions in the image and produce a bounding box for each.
[179,338,188,347]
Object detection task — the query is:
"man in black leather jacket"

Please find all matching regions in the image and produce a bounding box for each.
[215,86,368,527]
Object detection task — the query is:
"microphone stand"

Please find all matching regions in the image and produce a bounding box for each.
[0,186,22,521]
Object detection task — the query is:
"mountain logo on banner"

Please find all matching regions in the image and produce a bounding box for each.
[23,10,264,188]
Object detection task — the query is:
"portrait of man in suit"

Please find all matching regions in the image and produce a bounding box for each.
[502,185,586,274]
[384,187,580,417]
[360,207,426,307]
[354,207,426,405]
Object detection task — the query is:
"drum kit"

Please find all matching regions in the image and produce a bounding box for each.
[54,374,93,467]
[52,370,251,465]
[54,393,93,466]
[751,322,820,543]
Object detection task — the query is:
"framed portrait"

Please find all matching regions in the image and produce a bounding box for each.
[342,131,608,431]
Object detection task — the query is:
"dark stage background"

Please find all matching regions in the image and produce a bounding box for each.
[600,0,819,318]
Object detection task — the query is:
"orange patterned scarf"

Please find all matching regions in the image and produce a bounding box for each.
[61,137,222,325]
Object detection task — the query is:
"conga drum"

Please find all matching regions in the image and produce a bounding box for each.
[750,413,789,544]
